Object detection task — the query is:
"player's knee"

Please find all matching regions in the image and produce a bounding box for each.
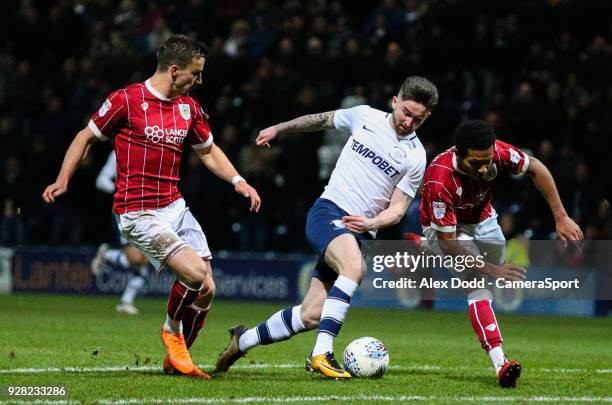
[338,261,366,284]
[467,288,493,304]
[180,265,207,289]
[302,313,320,330]
[300,306,322,330]
[200,275,215,299]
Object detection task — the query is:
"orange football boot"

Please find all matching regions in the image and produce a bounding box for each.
[189,366,212,380]
[162,355,178,375]
[161,327,195,375]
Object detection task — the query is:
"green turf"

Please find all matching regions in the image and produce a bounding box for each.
[0,294,610,403]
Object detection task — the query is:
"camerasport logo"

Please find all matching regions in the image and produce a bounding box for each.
[144,126,188,145]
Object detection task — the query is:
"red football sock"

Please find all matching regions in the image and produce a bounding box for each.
[183,304,210,349]
[167,280,200,322]
[469,300,503,351]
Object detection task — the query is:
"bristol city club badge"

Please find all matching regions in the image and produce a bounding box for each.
[509,149,521,164]
[178,104,191,120]
[432,201,446,219]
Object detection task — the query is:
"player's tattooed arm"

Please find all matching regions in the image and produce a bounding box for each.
[276,111,336,134]
[255,111,336,147]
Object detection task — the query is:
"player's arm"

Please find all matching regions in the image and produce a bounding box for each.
[342,188,412,233]
[527,157,583,240]
[194,143,261,212]
[42,127,100,204]
[436,231,526,281]
[255,110,336,147]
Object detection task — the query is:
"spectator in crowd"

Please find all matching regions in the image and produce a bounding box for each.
[1,0,611,250]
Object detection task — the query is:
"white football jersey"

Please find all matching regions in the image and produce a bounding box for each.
[320,105,426,220]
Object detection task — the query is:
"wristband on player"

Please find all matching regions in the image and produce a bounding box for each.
[231,175,246,186]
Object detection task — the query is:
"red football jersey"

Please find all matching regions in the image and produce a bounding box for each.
[88,80,213,214]
[419,140,529,232]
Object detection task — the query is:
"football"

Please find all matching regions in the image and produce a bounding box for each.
[343,337,390,378]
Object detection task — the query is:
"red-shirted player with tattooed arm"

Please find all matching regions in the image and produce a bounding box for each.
[42,35,261,380]
[419,120,583,388]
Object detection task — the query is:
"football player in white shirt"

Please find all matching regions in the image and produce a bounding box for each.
[216,77,438,378]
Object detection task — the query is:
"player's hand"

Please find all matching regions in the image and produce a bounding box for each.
[42,182,67,204]
[488,263,527,282]
[235,181,261,213]
[255,126,278,148]
[556,216,584,241]
[342,215,376,233]
[555,215,584,252]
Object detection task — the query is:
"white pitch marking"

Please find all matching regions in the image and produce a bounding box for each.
[0,363,610,375]
[1,395,612,404]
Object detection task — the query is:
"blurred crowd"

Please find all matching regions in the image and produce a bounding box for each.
[1,0,611,251]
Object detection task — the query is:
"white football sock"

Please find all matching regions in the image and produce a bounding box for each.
[489,346,507,374]
[104,249,130,269]
[239,305,306,353]
[164,314,182,334]
[120,275,145,304]
[238,328,259,353]
[312,275,358,357]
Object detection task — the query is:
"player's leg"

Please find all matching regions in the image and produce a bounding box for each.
[302,262,342,371]
[153,202,211,335]
[470,215,521,388]
[214,276,332,374]
[116,201,212,378]
[116,245,149,315]
[162,202,215,379]
[297,198,364,378]
[165,246,209,331]
[309,233,363,379]
[162,246,212,379]
[467,287,520,387]
[426,220,520,387]
[239,277,329,350]
[92,215,134,274]
[182,259,215,349]
[169,207,215,350]
[164,258,214,376]
[91,243,128,274]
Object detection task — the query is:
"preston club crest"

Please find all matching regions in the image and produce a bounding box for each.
[388,146,406,164]
[178,103,191,120]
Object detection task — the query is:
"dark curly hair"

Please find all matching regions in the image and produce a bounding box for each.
[455,120,496,156]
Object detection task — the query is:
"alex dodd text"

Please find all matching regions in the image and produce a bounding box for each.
[373,277,580,291]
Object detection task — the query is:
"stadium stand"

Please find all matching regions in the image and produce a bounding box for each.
[1,0,610,250]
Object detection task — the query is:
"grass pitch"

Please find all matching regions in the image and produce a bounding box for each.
[0,294,610,403]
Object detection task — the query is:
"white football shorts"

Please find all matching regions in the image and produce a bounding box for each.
[115,198,211,271]
[423,210,506,280]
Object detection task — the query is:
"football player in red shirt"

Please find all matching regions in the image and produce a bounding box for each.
[43,35,261,379]
[420,120,582,387]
